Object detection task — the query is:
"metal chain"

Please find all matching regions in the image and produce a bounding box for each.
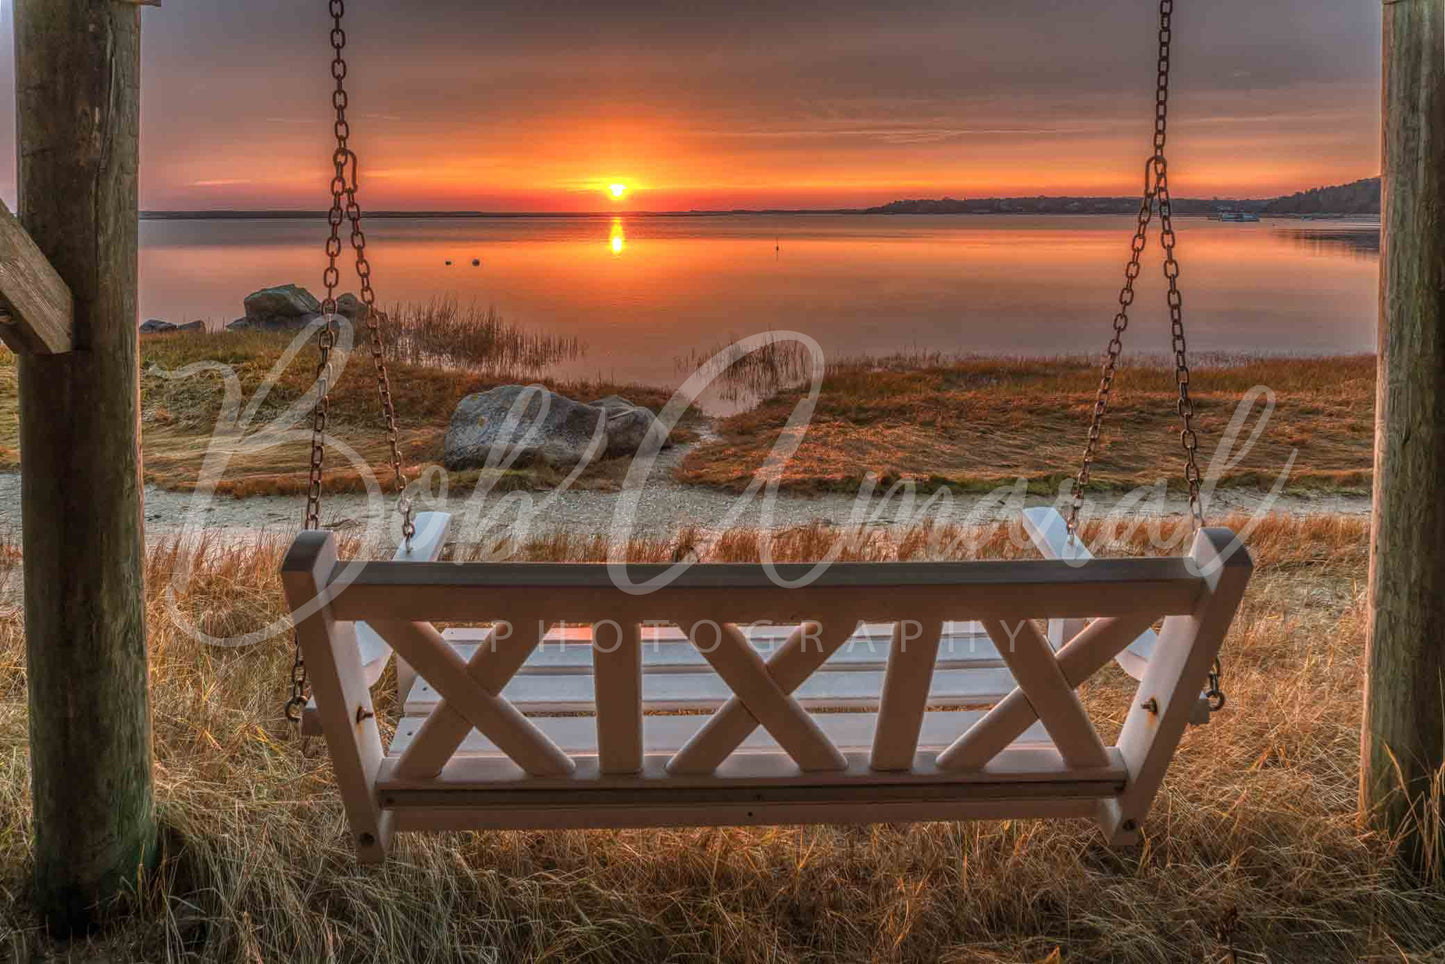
[1067,161,1157,537]
[287,0,414,724]
[1149,0,1206,534]
[1156,171,1206,533]
[1148,2,1220,710]
[1065,0,1223,708]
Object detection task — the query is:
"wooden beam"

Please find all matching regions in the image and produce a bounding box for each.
[16,0,155,932]
[0,199,73,354]
[1362,0,1445,873]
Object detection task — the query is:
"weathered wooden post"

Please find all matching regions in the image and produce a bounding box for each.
[1362,0,1445,872]
[10,0,156,930]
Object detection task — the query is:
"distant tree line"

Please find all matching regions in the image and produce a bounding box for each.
[1262,177,1381,215]
[867,177,1382,217]
[864,196,1263,215]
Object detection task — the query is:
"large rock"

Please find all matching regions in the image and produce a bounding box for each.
[590,395,674,457]
[227,285,369,332]
[229,284,318,331]
[244,284,320,320]
[444,388,673,471]
[445,386,608,471]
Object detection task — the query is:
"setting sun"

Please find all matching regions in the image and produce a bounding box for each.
[608,183,628,199]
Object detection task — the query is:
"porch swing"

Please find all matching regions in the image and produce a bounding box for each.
[282,0,1252,862]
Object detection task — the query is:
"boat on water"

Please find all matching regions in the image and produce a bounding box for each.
[1217,210,1262,222]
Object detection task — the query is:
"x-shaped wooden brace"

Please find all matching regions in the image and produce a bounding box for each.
[668,618,862,774]
[373,619,574,779]
[936,613,1159,771]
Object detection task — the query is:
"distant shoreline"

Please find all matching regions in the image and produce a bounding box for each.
[140,176,1383,221]
[140,208,1382,221]
[139,209,859,220]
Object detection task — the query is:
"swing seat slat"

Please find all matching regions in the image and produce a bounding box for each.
[387,709,1054,761]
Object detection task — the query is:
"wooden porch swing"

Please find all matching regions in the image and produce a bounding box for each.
[284,0,1252,862]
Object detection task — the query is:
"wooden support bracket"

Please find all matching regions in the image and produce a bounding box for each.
[0,200,74,354]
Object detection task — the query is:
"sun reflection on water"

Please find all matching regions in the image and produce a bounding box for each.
[609,218,625,255]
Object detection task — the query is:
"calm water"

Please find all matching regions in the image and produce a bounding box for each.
[140,214,1379,396]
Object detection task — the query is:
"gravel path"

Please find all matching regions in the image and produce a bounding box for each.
[0,439,1372,550]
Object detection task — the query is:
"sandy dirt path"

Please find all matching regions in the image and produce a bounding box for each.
[0,442,1371,551]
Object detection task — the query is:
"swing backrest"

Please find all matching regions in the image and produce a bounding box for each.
[283,522,1250,862]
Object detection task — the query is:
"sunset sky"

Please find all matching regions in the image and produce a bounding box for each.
[0,0,1381,212]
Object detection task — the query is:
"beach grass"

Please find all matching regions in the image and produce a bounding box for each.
[2,513,1442,961]
[676,354,1377,495]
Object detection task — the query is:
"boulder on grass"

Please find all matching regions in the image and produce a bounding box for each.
[444,387,674,472]
[228,285,369,331]
[176,320,206,333]
[590,395,674,457]
[445,386,608,471]
[244,284,320,320]
[226,284,323,331]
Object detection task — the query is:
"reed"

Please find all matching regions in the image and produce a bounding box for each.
[674,332,816,404]
[381,298,584,374]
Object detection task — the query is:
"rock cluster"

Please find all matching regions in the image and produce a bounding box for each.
[139,319,205,334]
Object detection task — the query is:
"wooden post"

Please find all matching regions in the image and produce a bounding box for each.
[15,0,155,930]
[1363,0,1445,872]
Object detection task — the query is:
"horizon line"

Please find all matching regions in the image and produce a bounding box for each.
[139,178,1383,220]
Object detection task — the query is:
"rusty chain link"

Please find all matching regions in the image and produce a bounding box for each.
[1066,0,1222,709]
[288,0,414,724]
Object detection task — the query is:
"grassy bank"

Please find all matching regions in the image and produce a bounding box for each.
[0,342,1376,501]
[2,514,1442,961]
[0,310,680,497]
[678,355,1377,495]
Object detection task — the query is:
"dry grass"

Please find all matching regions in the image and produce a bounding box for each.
[678,355,1377,495]
[1,513,1442,961]
[0,345,1378,502]
[0,328,688,497]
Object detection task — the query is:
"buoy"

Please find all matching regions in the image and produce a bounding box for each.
[445,259,453,266]
[471,258,481,267]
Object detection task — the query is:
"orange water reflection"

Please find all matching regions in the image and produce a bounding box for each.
[139,215,1378,410]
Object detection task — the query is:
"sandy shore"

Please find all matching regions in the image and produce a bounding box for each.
[0,449,1372,550]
